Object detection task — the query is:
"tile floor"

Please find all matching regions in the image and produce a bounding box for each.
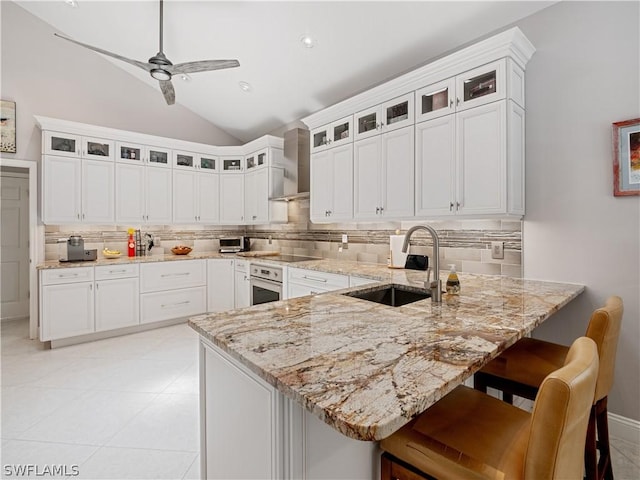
[2,318,640,479]
[1,319,200,479]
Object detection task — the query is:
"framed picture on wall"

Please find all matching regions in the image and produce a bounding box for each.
[613,118,640,196]
[0,100,17,154]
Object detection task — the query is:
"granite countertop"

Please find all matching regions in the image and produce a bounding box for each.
[36,251,238,269]
[187,263,584,442]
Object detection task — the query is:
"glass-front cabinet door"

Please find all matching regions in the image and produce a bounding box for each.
[173,150,196,170]
[221,156,243,172]
[311,116,353,153]
[355,94,413,140]
[116,142,144,163]
[198,155,217,173]
[382,93,414,133]
[416,78,455,123]
[147,146,171,168]
[44,131,81,157]
[246,149,268,170]
[456,59,505,111]
[82,137,114,161]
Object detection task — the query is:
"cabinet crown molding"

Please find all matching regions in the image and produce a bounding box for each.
[302,27,535,130]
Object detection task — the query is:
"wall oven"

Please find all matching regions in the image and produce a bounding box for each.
[249,263,283,306]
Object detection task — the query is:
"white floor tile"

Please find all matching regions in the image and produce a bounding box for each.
[78,446,197,479]
[107,393,200,452]
[17,390,157,446]
[96,357,192,393]
[0,439,98,479]
[1,354,78,388]
[182,454,200,480]
[163,362,199,394]
[32,356,130,391]
[1,386,86,438]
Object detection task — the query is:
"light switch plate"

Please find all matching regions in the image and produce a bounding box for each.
[341,234,348,243]
[491,241,504,260]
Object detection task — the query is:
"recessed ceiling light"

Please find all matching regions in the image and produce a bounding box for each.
[64,0,79,7]
[300,34,315,49]
[179,73,192,82]
[238,81,252,92]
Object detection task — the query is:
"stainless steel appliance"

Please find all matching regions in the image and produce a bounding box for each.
[58,235,97,262]
[219,236,250,253]
[249,263,282,306]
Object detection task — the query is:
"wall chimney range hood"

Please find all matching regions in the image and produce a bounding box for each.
[270,128,310,201]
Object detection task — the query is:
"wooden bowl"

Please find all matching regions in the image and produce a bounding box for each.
[171,246,192,255]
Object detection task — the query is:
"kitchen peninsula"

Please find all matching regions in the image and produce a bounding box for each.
[189,264,583,479]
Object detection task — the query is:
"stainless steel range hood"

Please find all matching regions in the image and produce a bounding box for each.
[271,128,310,201]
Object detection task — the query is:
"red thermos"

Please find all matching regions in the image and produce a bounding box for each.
[127,229,135,257]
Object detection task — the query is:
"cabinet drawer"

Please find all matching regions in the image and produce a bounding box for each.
[41,266,94,285]
[140,286,206,324]
[288,267,349,290]
[140,260,206,293]
[234,259,249,273]
[95,263,139,280]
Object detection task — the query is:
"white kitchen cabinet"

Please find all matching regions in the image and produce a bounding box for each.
[220,174,245,224]
[140,260,206,293]
[201,339,283,479]
[244,167,286,225]
[287,267,349,298]
[95,264,139,332]
[415,99,524,217]
[115,142,172,169]
[354,93,414,141]
[310,144,353,223]
[173,170,220,224]
[245,148,268,170]
[207,259,235,312]
[234,260,250,308]
[173,150,197,170]
[415,59,521,123]
[353,125,414,220]
[42,155,114,224]
[310,116,353,153]
[115,162,172,224]
[44,131,114,161]
[40,267,94,341]
[221,156,243,173]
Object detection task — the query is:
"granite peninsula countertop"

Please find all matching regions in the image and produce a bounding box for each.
[187,264,584,442]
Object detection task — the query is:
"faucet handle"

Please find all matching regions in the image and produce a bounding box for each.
[424,267,432,289]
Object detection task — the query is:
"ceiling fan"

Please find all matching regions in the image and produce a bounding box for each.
[54,0,240,105]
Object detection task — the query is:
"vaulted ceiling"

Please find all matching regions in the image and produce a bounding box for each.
[16,1,554,142]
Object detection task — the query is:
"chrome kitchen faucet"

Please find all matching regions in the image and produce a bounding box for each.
[402,225,442,303]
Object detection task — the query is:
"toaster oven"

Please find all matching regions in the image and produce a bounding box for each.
[219,236,249,253]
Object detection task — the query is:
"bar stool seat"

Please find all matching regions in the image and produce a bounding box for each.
[474,296,623,480]
[381,336,599,480]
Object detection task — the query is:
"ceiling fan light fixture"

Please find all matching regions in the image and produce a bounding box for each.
[151,69,172,81]
[64,0,79,7]
[300,34,315,49]
[238,81,252,92]
[179,73,192,82]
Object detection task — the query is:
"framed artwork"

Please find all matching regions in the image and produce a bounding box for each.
[613,118,640,196]
[0,100,17,153]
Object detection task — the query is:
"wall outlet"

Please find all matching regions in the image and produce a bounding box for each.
[491,241,504,260]
[341,234,348,243]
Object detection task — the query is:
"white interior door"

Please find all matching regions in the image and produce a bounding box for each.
[1,175,30,321]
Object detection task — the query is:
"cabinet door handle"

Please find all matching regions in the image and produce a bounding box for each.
[89,284,93,291]
[302,275,327,283]
[449,202,454,211]
[77,213,80,220]
[456,201,461,210]
[375,207,380,214]
[160,272,190,278]
[82,213,85,219]
[379,206,384,213]
[161,300,191,309]
[57,273,79,278]
[456,98,460,106]
[449,99,454,108]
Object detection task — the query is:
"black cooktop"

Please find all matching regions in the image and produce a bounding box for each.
[268,255,321,263]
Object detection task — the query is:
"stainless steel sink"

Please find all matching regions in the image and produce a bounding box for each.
[343,284,431,307]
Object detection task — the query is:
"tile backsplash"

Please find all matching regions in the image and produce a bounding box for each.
[45,200,522,277]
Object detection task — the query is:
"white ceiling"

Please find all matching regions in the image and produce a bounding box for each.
[15,1,554,143]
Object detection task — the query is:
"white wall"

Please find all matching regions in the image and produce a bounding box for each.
[0,1,241,163]
[517,1,639,420]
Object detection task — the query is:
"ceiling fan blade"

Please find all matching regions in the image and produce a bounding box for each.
[169,59,240,75]
[159,80,175,105]
[54,33,152,72]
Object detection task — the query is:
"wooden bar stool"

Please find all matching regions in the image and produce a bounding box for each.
[474,296,623,480]
[380,336,599,480]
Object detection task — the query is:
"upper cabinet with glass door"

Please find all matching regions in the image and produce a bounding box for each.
[197,154,217,173]
[221,156,243,173]
[416,59,514,123]
[116,142,171,168]
[245,148,268,170]
[354,93,414,141]
[310,116,353,153]
[44,132,113,161]
[147,146,171,168]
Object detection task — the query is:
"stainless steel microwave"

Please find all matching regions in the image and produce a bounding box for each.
[219,236,249,253]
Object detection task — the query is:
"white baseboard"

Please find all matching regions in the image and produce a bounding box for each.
[609,412,640,445]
